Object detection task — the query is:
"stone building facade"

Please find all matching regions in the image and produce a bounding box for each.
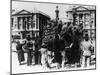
[11,9,50,41]
[66,6,96,39]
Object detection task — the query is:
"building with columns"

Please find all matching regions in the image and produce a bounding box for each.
[11,9,50,40]
[66,6,96,39]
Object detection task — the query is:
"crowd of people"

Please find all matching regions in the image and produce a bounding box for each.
[15,21,95,69]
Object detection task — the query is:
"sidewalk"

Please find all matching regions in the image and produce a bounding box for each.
[12,52,95,74]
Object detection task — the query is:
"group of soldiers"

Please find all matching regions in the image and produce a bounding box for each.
[15,21,95,69]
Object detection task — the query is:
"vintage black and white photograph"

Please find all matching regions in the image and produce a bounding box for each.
[11,0,96,74]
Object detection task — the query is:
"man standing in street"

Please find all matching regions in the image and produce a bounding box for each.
[25,35,33,66]
[80,35,92,67]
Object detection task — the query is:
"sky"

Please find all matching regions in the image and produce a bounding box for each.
[12,1,95,21]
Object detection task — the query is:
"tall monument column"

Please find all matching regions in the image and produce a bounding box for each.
[55,6,59,23]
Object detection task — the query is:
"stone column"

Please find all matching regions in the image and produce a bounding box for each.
[20,17,23,31]
[34,14,36,30]
[23,17,26,30]
[38,15,39,29]
[32,15,35,30]
[83,13,85,29]
[27,17,29,31]
[90,11,92,38]
[22,17,25,30]
[25,17,27,31]
[14,17,17,30]
[19,17,21,30]
[15,17,18,30]
[13,17,16,29]
[36,14,39,29]
[30,16,32,30]
[17,17,20,30]
[29,17,31,30]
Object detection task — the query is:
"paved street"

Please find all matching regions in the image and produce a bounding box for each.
[12,52,95,74]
